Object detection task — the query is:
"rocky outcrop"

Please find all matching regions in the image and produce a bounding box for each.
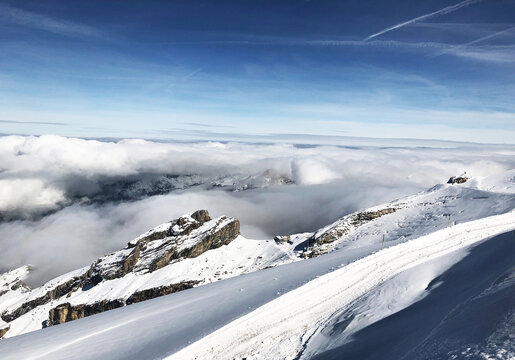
[94,210,240,278]
[48,299,125,326]
[148,218,240,272]
[1,272,90,322]
[312,228,350,246]
[351,208,397,226]
[9,280,29,292]
[129,210,212,247]
[0,326,9,338]
[447,174,469,184]
[274,235,293,244]
[308,207,397,249]
[46,280,201,326]
[126,281,200,305]
[2,210,240,325]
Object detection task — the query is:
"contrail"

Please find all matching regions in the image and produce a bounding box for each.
[435,25,515,57]
[365,0,487,41]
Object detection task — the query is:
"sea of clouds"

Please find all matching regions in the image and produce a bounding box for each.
[1,134,514,285]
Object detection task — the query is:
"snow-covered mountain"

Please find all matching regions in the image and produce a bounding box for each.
[0,170,514,360]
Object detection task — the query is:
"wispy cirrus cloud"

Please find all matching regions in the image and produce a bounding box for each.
[183,122,233,128]
[0,119,68,126]
[364,0,488,41]
[449,45,515,63]
[0,3,103,39]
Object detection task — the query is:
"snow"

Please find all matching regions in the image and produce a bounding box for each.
[309,230,515,360]
[128,221,171,246]
[168,211,515,360]
[298,249,467,358]
[0,211,513,360]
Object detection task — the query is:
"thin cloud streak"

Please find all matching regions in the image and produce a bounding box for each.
[159,37,515,64]
[435,25,515,57]
[364,0,488,41]
[159,38,515,63]
[0,120,68,126]
[0,3,103,39]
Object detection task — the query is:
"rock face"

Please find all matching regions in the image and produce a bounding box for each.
[46,280,201,326]
[448,174,469,184]
[1,272,90,322]
[48,300,125,326]
[351,208,397,226]
[0,326,9,338]
[93,210,240,279]
[308,207,398,248]
[1,210,240,327]
[125,280,200,305]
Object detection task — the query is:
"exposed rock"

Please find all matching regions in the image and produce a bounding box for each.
[46,281,201,326]
[190,209,211,224]
[128,209,212,248]
[148,217,240,272]
[2,210,240,329]
[113,244,142,279]
[274,235,293,244]
[351,208,397,226]
[307,207,397,250]
[126,281,200,305]
[0,326,9,338]
[48,299,125,326]
[447,174,469,184]
[95,210,239,277]
[312,228,350,246]
[1,272,88,322]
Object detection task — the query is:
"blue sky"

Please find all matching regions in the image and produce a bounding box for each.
[1,0,514,143]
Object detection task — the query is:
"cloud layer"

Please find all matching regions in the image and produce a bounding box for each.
[0,135,514,285]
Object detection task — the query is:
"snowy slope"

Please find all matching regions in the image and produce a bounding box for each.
[0,212,513,360]
[301,170,515,259]
[0,211,302,338]
[305,231,515,360]
[168,212,515,360]
[0,170,513,359]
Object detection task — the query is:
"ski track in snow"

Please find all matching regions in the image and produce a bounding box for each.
[168,211,515,360]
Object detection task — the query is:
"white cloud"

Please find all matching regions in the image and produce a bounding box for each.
[0,179,66,213]
[0,135,514,285]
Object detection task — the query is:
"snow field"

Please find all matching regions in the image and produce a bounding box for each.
[168,210,515,360]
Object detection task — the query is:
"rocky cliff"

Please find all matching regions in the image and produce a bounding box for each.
[0,210,241,333]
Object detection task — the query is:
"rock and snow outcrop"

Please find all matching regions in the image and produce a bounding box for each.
[0,210,251,336]
[447,172,470,184]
